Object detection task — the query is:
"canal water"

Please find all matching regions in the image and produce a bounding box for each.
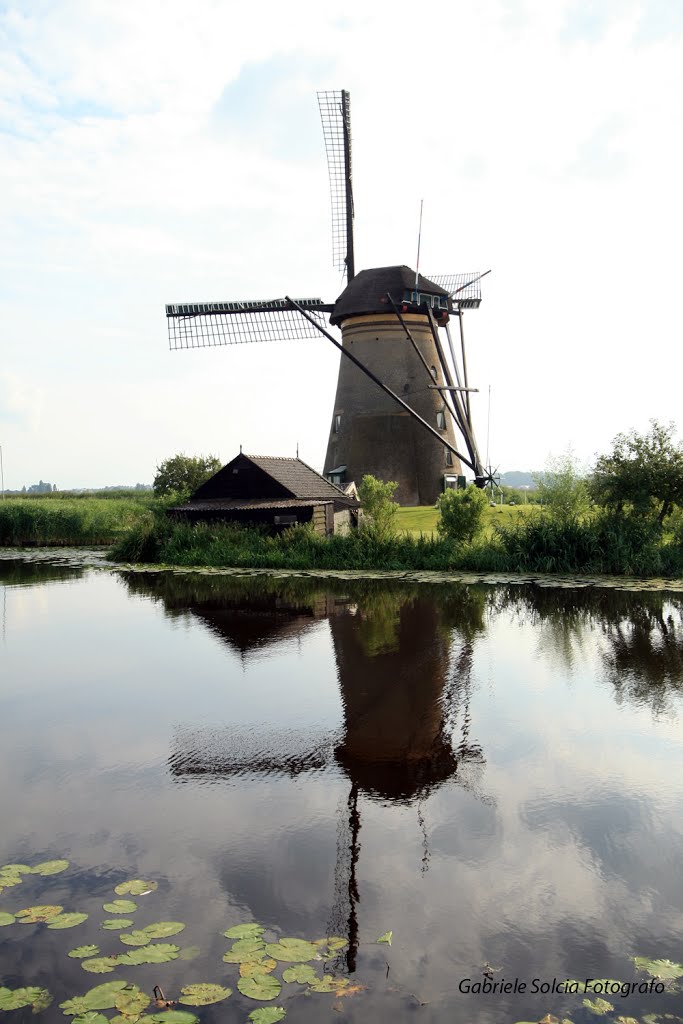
[1,553,682,1024]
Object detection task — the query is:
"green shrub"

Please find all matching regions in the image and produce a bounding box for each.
[358,475,399,541]
[437,485,488,544]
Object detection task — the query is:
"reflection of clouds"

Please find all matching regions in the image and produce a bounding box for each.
[2,568,683,1021]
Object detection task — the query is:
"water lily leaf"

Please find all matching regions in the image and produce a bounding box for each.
[69,946,101,959]
[142,922,185,939]
[0,911,15,926]
[177,946,201,961]
[633,957,683,980]
[81,957,120,974]
[264,938,319,963]
[115,988,150,1017]
[121,942,180,965]
[120,930,151,946]
[148,1012,199,1024]
[102,919,134,930]
[324,937,348,953]
[1,864,32,875]
[31,988,53,1013]
[16,904,64,923]
[241,959,277,978]
[582,997,614,1015]
[31,860,69,876]
[282,965,317,985]
[376,931,392,945]
[224,923,265,940]
[80,982,130,1010]
[0,987,52,1012]
[114,880,158,897]
[48,912,89,929]
[237,975,282,1002]
[308,975,349,994]
[103,900,137,914]
[223,937,266,962]
[248,1009,286,1024]
[178,984,232,1006]
[72,1013,109,1024]
[60,997,91,1015]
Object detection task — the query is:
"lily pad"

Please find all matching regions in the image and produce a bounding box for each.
[119,930,151,946]
[72,1014,109,1024]
[264,938,319,963]
[178,984,232,1006]
[142,922,185,939]
[376,931,392,945]
[48,912,89,929]
[224,923,265,940]
[237,975,282,1002]
[248,1010,286,1024]
[324,937,348,953]
[80,982,130,1010]
[223,937,266,963]
[114,880,158,897]
[115,988,150,1017]
[308,975,349,994]
[148,1013,199,1024]
[241,959,277,979]
[31,860,69,876]
[102,919,134,930]
[0,987,52,1012]
[1,864,32,876]
[282,965,317,985]
[177,946,201,962]
[103,900,137,914]
[81,957,120,974]
[633,957,683,980]
[0,911,16,926]
[583,998,614,1015]
[16,904,64,923]
[69,946,101,959]
[119,943,180,965]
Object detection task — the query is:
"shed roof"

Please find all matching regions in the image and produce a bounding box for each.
[189,453,359,509]
[330,265,450,325]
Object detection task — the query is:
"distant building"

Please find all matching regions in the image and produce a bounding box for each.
[171,453,360,536]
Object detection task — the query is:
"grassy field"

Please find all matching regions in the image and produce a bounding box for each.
[397,503,534,538]
[0,497,159,545]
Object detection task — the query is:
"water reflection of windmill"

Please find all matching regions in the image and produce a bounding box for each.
[166,90,495,504]
[124,574,486,971]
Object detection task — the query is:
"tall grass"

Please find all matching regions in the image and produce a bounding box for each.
[109,507,683,577]
[0,498,159,546]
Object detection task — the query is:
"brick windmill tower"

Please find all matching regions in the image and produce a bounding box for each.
[166,91,490,504]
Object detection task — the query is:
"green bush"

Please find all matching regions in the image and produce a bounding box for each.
[358,475,399,541]
[437,485,488,544]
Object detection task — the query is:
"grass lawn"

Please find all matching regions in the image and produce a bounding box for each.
[397,502,535,538]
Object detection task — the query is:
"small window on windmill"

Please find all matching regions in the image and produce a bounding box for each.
[436,409,446,430]
[431,365,438,380]
[334,414,341,433]
[444,475,458,491]
[445,448,453,467]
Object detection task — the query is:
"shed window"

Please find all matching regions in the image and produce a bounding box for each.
[274,515,297,525]
[436,410,446,430]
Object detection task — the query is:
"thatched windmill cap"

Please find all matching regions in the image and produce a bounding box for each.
[329,265,450,326]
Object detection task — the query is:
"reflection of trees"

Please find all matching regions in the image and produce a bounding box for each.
[492,585,683,712]
[0,558,84,587]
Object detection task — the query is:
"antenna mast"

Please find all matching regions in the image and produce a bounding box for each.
[415,199,423,291]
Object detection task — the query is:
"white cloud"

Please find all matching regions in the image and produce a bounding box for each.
[1,0,682,485]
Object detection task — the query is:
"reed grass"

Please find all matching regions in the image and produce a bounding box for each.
[0,498,159,546]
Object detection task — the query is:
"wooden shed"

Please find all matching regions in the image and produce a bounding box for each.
[171,453,360,536]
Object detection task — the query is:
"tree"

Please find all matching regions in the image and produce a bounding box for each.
[437,484,488,544]
[534,451,590,525]
[358,474,399,541]
[153,453,221,498]
[590,420,683,525]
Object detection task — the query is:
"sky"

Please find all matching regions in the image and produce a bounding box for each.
[1,0,682,489]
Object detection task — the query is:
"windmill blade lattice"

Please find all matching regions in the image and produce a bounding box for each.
[427,273,483,308]
[166,299,330,349]
[317,90,354,278]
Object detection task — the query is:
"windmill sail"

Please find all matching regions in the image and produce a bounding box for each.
[165,298,331,349]
[426,273,484,307]
[317,90,355,280]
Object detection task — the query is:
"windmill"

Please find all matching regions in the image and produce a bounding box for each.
[166,90,493,504]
